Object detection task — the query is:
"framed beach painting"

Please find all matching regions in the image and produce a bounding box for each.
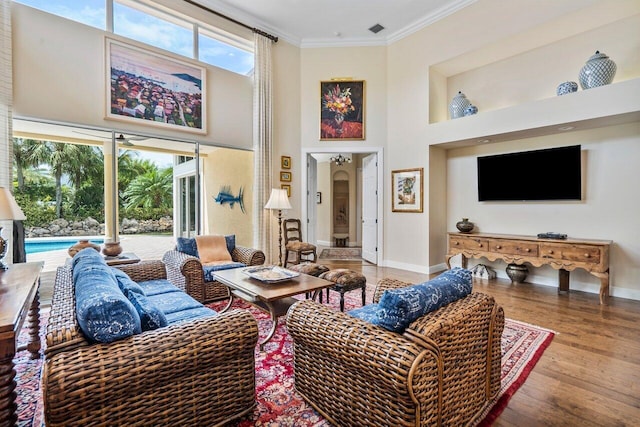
[320,80,365,141]
[392,168,424,213]
[106,38,206,134]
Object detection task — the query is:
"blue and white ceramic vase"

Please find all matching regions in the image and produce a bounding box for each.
[449,91,470,119]
[579,51,616,90]
[464,104,478,116]
[556,81,578,96]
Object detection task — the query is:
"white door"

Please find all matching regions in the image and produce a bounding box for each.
[306,155,317,245]
[173,159,198,238]
[362,153,377,264]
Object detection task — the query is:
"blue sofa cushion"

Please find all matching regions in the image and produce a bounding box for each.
[347,304,382,324]
[166,306,217,324]
[349,267,473,333]
[112,268,145,297]
[127,291,168,331]
[177,235,236,258]
[148,291,203,315]
[203,262,246,282]
[72,248,141,343]
[138,279,183,296]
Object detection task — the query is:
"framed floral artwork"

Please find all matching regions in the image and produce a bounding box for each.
[392,168,423,213]
[281,184,291,197]
[320,80,365,141]
[281,156,291,169]
[280,171,292,182]
[106,38,206,133]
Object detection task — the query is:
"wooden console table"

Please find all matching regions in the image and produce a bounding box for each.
[445,232,611,304]
[0,262,44,427]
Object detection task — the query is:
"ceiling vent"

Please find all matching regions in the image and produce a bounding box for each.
[368,24,385,34]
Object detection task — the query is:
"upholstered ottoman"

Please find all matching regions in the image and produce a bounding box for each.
[319,269,367,312]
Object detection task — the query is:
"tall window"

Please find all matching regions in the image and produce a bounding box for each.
[13,0,254,75]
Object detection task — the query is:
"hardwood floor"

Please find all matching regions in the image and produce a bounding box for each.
[321,260,640,427]
[38,258,640,425]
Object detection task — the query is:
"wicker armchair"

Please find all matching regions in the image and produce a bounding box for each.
[163,245,265,303]
[44,260,259,427]
[286,277,504,427]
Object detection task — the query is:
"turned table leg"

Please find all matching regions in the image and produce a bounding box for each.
[592,271,610,305]
[27,289,41,359]
[0,357,17,427]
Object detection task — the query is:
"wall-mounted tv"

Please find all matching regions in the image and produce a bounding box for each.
[477,145,582,201]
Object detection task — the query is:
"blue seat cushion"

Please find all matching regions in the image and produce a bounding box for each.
[128,291,168,331]
[72,249,141,343]
[177,235,236,258]
[138,279,183,296]
[349,267,472,333]
[203,262,245,282]
[148,291,203,315]
[166,306,217,324]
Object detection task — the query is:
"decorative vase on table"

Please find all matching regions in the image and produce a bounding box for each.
[68,239,100,257]
[456,218,475,233]
[506,264,528,283]
[579,51,616,90]
[102,241,123,257]
[449,91,471,119]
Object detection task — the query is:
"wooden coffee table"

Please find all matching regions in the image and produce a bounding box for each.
[213,267,333,350]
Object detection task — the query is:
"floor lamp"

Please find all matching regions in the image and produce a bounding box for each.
[0,187,27,270]
[264,189,292,266]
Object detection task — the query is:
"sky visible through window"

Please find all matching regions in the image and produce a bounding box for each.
[14,0,254,75]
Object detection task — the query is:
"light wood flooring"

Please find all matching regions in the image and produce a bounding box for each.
[37,257,640,426]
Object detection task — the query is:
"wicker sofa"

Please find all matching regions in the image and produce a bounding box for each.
[163,243,265,303]
[287,276,505,427]
[44,258,259,427]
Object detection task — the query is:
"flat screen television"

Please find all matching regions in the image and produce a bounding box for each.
[477,145,582,201]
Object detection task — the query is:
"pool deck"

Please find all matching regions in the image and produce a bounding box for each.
[26,234,175,305]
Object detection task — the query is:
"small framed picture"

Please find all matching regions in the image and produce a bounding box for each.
[280,171,292,182]
[316,192,322,204]
[392,168,424,213]
[281,184,291,197]
[281,156,291,169]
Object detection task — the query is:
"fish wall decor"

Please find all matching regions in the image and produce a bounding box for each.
[214,186,245,213]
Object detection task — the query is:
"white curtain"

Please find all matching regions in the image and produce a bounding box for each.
[252,33,273,261]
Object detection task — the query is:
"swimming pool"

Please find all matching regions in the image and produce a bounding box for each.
[25,238,104,255]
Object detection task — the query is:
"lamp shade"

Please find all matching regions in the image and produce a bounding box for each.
[264,189,292,210]
[0,187,26,221]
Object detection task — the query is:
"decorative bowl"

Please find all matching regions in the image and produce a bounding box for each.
[556,81,578,96]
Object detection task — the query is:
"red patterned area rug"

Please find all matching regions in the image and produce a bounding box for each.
[17,291,553,426]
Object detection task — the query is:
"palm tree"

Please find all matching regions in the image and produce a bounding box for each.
[67,145,103,191]
[12,138,41,191]
[122,167,173,211]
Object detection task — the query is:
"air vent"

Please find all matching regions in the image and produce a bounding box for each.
[368,23,385,34]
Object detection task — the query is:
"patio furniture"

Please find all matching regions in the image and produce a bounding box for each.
[162,237,265,303]
[44,253,259,427]
[283,218,317,267]
[286,274,504,427]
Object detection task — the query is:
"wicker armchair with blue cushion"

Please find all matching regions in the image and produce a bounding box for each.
[162,235,265,303]
[286,268,504,427]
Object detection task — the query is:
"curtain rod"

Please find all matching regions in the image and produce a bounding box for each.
[184,0,278,42]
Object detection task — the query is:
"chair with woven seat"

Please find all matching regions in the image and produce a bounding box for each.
[283,218,317,267]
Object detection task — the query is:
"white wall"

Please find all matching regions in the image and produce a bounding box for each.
[12,4,253,149]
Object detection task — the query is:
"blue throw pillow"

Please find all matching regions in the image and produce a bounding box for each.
[127,292,168,331]
[74,259,141,343]
[375,267,473,333]
[225,234,236,255]
[112,268,145,297]
[176,237,199,257]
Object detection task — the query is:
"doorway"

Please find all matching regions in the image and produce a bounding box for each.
[301,147,383,265]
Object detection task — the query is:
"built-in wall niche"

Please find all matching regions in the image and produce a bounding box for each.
[333,173,349,234]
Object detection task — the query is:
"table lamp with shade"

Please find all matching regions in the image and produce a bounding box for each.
[264,188,291,266]
[0,187,27,270]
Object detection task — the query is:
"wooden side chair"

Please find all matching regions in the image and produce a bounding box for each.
[283,218,317,267]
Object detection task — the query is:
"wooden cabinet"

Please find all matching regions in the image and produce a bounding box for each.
[446,232,611,304]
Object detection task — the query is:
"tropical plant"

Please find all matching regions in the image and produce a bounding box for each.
[122,166,173,212]
[12,138,42,191]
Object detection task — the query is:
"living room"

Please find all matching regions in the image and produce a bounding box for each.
[1,0,639,425]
